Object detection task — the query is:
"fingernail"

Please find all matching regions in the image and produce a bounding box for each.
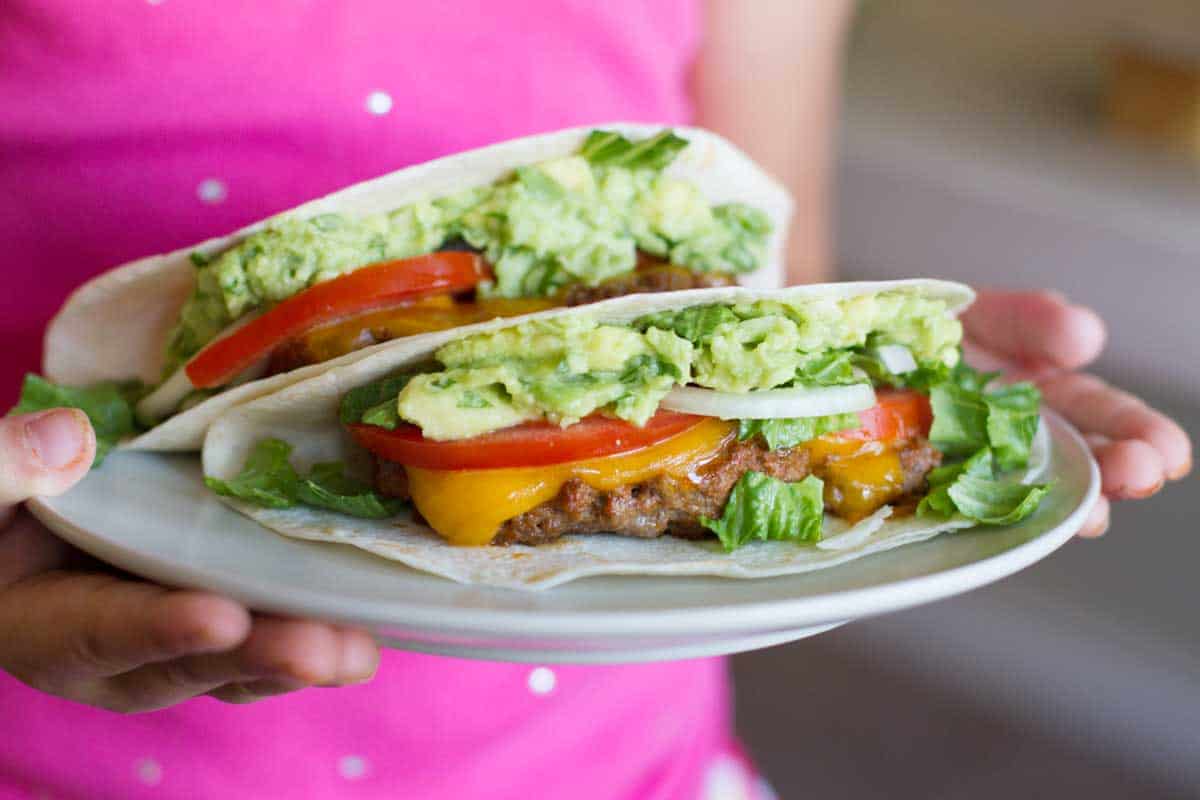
[342,638,380,684]
[26,409,88,470]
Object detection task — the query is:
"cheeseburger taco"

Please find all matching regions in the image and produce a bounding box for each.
[202,280,1053,589]
[19,124,789,456]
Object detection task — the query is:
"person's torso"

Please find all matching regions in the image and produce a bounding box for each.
[0,4,759,799]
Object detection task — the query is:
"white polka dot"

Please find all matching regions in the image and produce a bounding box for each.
[365,90,393,115]
[702,756,750,800]
[196,178,227,205]
[338,754,368,780]
[527,666,556,695]
[134,758,163,786]
[146,0,165,5]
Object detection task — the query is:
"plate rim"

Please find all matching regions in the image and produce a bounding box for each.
[28,410,1099,640]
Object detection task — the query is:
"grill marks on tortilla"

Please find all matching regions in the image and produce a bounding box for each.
[373,436,942,546]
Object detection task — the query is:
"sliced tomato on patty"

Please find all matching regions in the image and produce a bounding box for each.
[348,411,705,470]
[839,388,933,441]
[186,252,486,388]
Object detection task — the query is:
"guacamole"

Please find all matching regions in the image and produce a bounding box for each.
[377,291,963,441]
[164,129,772,374]
[396,317,692,440]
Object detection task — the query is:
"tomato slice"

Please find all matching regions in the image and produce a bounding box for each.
[185,252,485,388]
[839,389,932,441]
[348,411,705,470]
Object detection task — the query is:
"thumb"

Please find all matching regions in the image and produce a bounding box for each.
[0,409,95,512]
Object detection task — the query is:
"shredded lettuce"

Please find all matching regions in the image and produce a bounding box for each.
[701,472,825,552]
[578,129,688,171]
[206,438,403,519]
[339,372,416,426]
[919,448,1050,526]
[11,374,142,466]
[929,364,1041,470]
[737,413,861,451]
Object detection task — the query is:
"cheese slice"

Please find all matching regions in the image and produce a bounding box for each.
[406,419,735,546]
[804,437,904,521]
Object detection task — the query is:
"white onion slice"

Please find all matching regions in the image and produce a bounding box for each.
[136,367,195,425]
[660,383,876,420]
[875,344,917,374]
[136,311,267,424]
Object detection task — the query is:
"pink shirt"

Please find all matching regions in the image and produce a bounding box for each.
[1,3,767,797]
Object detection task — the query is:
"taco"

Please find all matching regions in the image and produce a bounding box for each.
[23,124,790,456]
[202,280,1053,590]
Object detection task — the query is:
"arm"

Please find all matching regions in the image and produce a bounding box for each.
[694,3,1191,534]
[693,0,856,285]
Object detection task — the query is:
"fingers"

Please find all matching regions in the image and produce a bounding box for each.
[0,409,95,516]
[962,290,1106,371]
[1078,495,1111,538]
[0,563,379,712]
[0,510,73,585]
[0,572,250,683]
[107,620,379,712]
[1093,439,1166,499]
[1042,373,1192,483]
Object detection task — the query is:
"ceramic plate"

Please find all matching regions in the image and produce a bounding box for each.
[28,412,1098,664]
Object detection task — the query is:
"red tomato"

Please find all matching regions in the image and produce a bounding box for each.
[840,389,933,441]
[186,253,484,388]
[348,411,705,470]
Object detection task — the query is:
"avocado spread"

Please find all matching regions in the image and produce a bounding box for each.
[366,291,961,441]
[164,129,772,374]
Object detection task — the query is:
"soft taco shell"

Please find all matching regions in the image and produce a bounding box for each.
[42,123,793,452]
[202,280,996,591]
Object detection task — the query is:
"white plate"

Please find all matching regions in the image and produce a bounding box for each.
[28,412,1098,664]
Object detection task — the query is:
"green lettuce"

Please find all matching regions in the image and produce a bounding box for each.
[11,374,142,466]
[339,372,417,426]
[929,364,1041,470]
[579,129,688,171]
[701,472,825,552]
[919,448,1050,526]
[737,413,861,451]
[206,438,403,519]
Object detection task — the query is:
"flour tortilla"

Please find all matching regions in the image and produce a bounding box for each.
[43,123,794,451]
[202,280,1003,591]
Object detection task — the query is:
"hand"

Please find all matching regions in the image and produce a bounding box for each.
[0,408,380,712]
[960,290,1192,537]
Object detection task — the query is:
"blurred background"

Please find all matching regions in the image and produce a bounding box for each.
[733,2,1199,797]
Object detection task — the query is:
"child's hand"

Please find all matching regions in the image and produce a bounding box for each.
[0,409,380,712]
[961,290,1192,537]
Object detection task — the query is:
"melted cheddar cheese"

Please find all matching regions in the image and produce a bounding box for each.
[804,437,904,522]
[295,295,558,364]
[406,419,736,546]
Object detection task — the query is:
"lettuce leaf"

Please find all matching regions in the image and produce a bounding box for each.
[701,471,824,551]
[793,350,861,387]
[294,462,406,519]
[339,372,415,426]
[919,448,1050,526]
[11,374,141,466]
[634,305,739,345]
[206,438,404,519]
[579,129,688,171]
[737,412,861,451]
[928,364,1041,470]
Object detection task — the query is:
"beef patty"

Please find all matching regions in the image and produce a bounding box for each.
[374,436,942,546]
[562,254,736,305]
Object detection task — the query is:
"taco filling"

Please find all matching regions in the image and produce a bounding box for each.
[134,129,768,425]
[209,288,1051,550]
